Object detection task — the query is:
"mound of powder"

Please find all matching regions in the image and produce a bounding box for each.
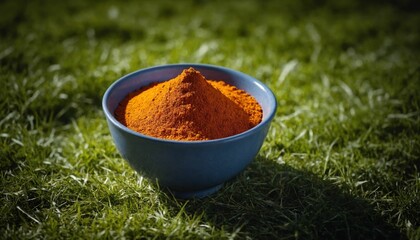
[115,67,262,141]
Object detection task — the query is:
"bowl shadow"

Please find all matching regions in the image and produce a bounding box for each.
[162,156,404,239]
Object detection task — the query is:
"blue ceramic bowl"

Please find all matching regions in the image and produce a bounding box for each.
[102,64,277,198]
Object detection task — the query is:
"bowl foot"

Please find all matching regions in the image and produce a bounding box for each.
[170,184,223,199]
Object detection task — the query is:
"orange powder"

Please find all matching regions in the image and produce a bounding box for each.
[114,67,262,141]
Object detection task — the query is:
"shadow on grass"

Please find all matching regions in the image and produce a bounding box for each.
[167,157,403,239]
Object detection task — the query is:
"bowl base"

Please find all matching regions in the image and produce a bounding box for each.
[170,184,223,199]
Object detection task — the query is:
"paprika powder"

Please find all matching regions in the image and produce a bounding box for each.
[115,67,262,141]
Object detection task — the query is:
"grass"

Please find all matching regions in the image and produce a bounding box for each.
[1,0,419,239]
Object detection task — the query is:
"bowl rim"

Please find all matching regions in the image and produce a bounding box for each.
[102,63,277,145]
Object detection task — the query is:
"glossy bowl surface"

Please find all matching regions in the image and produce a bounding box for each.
[102,64,277,198]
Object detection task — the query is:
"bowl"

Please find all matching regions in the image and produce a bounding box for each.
[102,63,277,198]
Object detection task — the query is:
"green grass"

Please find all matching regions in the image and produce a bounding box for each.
[1,0,419,239]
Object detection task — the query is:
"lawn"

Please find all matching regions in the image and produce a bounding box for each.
[1,0,419,239]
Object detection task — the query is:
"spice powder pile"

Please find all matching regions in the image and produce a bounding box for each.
[115,67,262,141]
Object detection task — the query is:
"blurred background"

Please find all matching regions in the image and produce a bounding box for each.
[1,0,419,119]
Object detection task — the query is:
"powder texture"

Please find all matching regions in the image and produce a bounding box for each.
[115,67,262,141]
